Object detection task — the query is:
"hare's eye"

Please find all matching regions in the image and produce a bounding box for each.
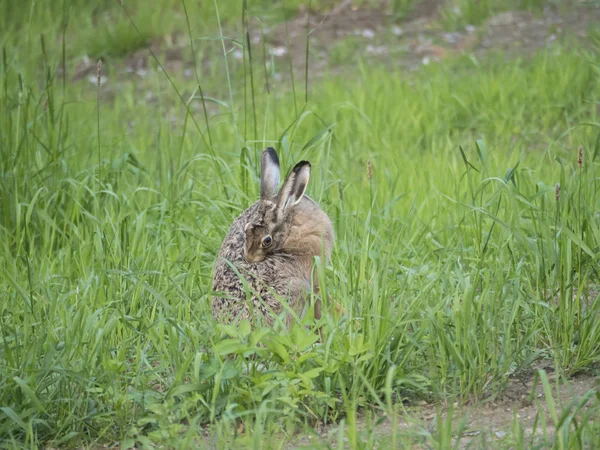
[261,235,272,248]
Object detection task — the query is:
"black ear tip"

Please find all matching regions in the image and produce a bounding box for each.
[262,147,279,165]
[293,160,311,172]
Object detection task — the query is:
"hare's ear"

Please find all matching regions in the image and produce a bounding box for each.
[276,161,310,211]
[260,147,280,200]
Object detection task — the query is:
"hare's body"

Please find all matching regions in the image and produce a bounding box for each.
[211,148,334,328]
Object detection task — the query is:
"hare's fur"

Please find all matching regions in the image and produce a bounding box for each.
[211,148,334,328]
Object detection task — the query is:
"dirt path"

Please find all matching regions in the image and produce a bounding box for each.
[260,0,600,79]
[287,370,599,449]
[72,1,600,94]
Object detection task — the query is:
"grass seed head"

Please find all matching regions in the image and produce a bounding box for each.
[367,160,373,181]
[96,59,103,87]
[578,145,583,168]
[555,183,560,202]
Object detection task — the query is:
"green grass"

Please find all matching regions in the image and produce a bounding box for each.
[1,0,600,448]
[0,0,317,76]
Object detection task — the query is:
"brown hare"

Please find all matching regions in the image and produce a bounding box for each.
[211,147,334,329]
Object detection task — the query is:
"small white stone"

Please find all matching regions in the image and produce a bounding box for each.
[361,28,375,39]
[442,32,458,44]
[366,45,387,56]
[392,26,403,36]
[269,46,287,57]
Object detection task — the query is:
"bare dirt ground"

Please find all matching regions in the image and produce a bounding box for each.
[287,370,599,449]
[259,0,600,78]
[72,0,600,92]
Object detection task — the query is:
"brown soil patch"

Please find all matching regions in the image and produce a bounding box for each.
[68,1,600,98]
[287,370,600,449]
[253,0,600,79]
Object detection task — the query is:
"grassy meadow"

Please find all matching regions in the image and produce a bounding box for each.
[1,0,600,448]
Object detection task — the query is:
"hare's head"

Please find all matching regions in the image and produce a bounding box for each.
[243,148,314,263]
